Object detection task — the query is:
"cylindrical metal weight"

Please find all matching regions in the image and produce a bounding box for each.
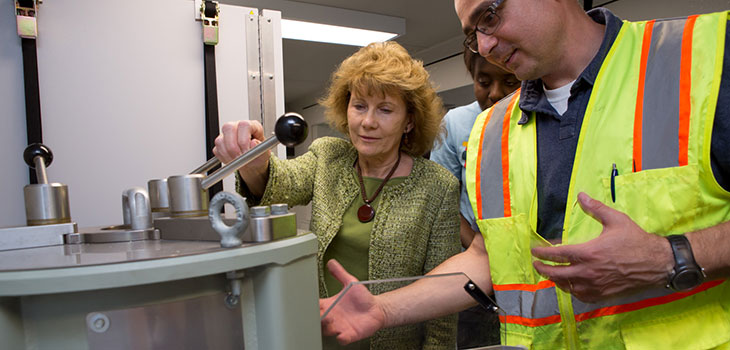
[122,188,153,230]
[147,179,170,215]
[24,183,71,226]
[249,206,272,242]
[167,174,208,218]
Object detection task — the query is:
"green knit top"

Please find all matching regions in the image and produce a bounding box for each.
[323,174,406,295]
[238,137,461,350]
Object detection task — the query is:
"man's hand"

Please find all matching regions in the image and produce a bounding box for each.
[532,192,674,303]
[320,260,386,345]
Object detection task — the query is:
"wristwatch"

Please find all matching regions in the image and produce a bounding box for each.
[666,234,705,292]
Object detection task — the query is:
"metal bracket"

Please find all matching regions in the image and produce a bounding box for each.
[245,9,263,127]
[224,270,245,309]
[65,227,160,244]
[259,11,277,136]
[15,0,39,39]
[200,0,220,45]
[193,0,203,20]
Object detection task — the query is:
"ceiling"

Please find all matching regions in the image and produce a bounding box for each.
[279,1,465,108]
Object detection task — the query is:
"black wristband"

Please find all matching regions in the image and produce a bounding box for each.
[666,234,704,291]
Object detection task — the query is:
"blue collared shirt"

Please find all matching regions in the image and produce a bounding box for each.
[431,101,483,232]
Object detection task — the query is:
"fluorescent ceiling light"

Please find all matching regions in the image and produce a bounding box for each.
[281,19,398,47]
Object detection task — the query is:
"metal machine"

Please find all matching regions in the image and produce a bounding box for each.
[2,2,517,349]
[0,114,322,350]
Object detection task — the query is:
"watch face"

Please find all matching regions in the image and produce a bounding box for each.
[673,270,703,291]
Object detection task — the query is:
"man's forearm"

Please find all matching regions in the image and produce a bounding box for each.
[686,220,730,280]
[378,236,492,328]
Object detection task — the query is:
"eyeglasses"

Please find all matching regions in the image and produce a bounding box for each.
[463,0,505,54]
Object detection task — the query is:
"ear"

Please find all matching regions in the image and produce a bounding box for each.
[404,115,414,133]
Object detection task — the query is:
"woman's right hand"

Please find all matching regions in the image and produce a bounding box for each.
[213,120,270,194]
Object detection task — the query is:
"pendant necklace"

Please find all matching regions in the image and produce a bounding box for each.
[355,152,401,223]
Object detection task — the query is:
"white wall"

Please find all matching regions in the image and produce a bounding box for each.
[1,1,262,227]
[426,55,472,93]
[0,0,29,227]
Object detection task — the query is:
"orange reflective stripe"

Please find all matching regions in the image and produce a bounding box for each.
[493,280,555,292]
[633,20,655,172]
[475,107,497,220]
[501,93,520,217]
[499,314,562,327]
[678,15,698,166]
[574,279,724,322]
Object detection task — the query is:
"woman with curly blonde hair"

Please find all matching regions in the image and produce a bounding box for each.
[214,41,460,349]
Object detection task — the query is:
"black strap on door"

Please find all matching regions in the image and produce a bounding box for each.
[16,0,43,184]
[201,1,223,199]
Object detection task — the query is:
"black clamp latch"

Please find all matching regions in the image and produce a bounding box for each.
[464,279,500,313]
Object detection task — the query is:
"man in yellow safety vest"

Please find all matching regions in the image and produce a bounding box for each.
[320,0,730,348]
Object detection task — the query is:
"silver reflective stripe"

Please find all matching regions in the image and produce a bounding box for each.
[478,99,511,219]
[571,286,674,316]
[641,18,686,170]
[498,285,676,321]
[495,286,560,319]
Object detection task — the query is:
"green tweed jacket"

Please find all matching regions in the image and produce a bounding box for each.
[238,137,461,349]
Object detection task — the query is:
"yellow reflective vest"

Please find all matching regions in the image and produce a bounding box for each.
[465,11,730,350]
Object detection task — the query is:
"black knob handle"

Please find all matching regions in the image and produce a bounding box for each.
[274,113,309,147]
[23,143,53,169]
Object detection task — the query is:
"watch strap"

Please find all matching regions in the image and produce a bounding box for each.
[666,234,702,290]
[667,234,695,270]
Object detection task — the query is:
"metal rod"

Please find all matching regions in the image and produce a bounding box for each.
[33,155,48,184]
[201,135,279,190]
[191,156,221,175]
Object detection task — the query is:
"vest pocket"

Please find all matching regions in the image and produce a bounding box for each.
[601,164,703,235]
[477,213,547,286]
[477,214,555,348]
[619,302,730,350]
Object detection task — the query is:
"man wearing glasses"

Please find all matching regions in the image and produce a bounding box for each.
[321,0,730,348]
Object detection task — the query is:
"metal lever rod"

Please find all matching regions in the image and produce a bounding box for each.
[33,156,48,184]
[200,135,278,190]
[191,156,220,175]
